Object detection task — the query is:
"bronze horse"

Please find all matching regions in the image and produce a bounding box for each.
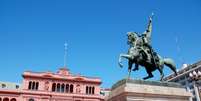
[118,32,177,81]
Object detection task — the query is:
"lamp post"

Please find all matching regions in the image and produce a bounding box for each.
[189,70,201,101]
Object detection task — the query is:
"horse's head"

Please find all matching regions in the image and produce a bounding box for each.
[127,32,139,46]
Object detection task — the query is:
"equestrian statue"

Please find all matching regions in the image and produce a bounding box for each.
[118,13,177,81]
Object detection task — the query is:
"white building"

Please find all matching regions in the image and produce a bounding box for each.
[0,81,21,90]
[164,61,201,101]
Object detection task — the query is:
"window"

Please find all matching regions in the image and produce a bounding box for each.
[65,84,69,93]
[86,86,95,94]
[92,87,95,94]
[86,86,88,94]
[28,81,39,90]
[0,97,2,101]
[52,83,56,92]
[61,84,65,92]
[29,98,34,101]
[3,98,9,101]
[57,83,61,92]
[32,82,35,90]
[89,87,92,94]
[70,84,73,93]
[28,81,32,89]
[10,98,17,101]
[35,82,39,90]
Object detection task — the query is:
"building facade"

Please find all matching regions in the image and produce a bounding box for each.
[0,81,21,101]
[164,61,201,101]
[0,67,104,101]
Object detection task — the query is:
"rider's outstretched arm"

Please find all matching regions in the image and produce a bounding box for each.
[142,13,153,43]
[143,13,153,36]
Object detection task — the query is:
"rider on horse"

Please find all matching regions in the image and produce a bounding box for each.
[119,13,177,80]
[130,13,160,68]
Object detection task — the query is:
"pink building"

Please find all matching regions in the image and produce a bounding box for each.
[0,67,104,101]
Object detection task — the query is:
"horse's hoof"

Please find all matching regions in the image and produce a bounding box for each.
[132,68,138,71]
[143,75,153,80]
[143,77,149,80]
[143,77,148,80]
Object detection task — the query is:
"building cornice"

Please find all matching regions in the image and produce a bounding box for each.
[22,71,101,84]
[164,60,201,81]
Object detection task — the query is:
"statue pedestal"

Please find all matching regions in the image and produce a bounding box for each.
[106,79,192,101]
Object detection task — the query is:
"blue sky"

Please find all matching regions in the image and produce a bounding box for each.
[0,0,201,88]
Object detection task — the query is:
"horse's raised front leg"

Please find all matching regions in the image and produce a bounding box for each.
[118,53,133,68]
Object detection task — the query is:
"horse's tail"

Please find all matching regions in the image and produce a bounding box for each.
[163,58,177,75]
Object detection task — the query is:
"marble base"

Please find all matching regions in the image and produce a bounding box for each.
[106,79,192,101]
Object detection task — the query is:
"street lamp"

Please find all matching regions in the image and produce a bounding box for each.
[189,70,201,101]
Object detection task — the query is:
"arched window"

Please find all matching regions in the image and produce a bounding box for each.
[3,98,9,101]
[32,82,35,90]
[89,87,92,94]
[65,84,69,93]
[56,83,61,92]
[52,83,56,92]
[70,84,73,93]
[61,83,65,92]
[86,86,88,94]
[10,98,17,101]
[28,98,34,101]
[35,82,39,90]
[28,81,32,90]
[0,97,2,101]
[92,87,95,94]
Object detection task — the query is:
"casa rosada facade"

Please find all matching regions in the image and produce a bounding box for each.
[0,67,104,101]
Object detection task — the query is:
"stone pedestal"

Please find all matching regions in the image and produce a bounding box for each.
[106,79,192,101]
